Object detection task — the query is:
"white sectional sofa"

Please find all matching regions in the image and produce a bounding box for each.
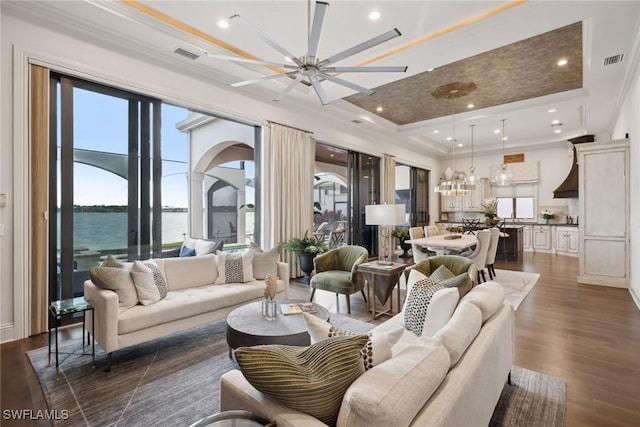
[84,253,289,370]
[219,282,513,427]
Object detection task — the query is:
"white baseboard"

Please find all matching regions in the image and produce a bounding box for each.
[0,323,15,343]
[630,288,640,311]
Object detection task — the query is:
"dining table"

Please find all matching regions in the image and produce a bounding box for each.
[405,234,478,256]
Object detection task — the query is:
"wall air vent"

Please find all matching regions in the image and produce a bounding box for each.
[603,54,624,66]
[351,119,363,124]
[173,48,199,61]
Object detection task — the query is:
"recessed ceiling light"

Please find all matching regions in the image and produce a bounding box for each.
[501,137,508,141]
[446,136,453,141]
[467,104,474,109]
[457,143,464,147]
[548,108,556,113]
[433,130,439,134]
[557,58,568,66]
[376,106,383,112]
[368,10,381,20]
[427,68,434,72]
[551,119,560,124]
[217,20,229,29]
[554,129,562,134]
[494,129,501,134]
[330,154,335,157]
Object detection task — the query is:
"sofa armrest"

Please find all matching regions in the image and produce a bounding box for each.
[220,370,328,427]
[277,261,290,298]
[83,280,120,354]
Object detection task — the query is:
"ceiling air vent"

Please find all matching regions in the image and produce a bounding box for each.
[351,119,363,124]
[603,54,624,67]
[173,47,199,61]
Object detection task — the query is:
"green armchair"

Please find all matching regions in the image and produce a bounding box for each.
[403,255,477,297]
[309,246,369,314]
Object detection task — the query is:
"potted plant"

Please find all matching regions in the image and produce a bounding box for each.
[282,231,328,283]
[391,227,411,258]
[480,198,500,226]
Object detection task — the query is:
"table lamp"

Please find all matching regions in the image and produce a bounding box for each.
[365,204,406,265]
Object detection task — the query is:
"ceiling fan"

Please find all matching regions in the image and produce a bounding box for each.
[205,1,407,105]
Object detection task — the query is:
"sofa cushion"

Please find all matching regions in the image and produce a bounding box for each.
[89,265,138,310]
[235,335,369,426]
[130,261,161,306]
[429,264,455,282]
[302,312,404,370]
[161,254,218,291]
[337,337,450,427]
[217,251,255,283]
[249,242,281,279]
[182,237,224,256]
[179,246,196,257]
[459,281,505,322]
[433,301,482,368]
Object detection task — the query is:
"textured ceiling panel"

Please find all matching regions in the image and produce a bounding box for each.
[344,22,582,126]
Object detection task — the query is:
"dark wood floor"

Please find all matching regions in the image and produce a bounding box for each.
[2,252,640,426]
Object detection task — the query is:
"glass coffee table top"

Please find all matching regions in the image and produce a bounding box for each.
[189,410,270,427]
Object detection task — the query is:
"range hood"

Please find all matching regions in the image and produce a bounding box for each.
[553,135,594,199]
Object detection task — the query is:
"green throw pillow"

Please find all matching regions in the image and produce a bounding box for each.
[235,335,369,425]
[439,273,473,298]
[429,265,455,283]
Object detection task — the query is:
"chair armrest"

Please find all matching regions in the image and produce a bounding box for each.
[83,280,120,354]
[277,261,290,298]
[350,252,369,284]
[403,259,432,283]
[220,370,329,427]
[313,251,336,274]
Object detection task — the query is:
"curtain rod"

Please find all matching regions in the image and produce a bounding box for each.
[266,120,313,135]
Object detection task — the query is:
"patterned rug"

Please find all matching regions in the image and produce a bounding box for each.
[27,314,563,426]
[492,269,540,310]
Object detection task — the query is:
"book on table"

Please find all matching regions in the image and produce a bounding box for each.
[280,302,317,315]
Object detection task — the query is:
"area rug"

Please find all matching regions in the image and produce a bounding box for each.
[491,269,540,310]
[28,315,563,427]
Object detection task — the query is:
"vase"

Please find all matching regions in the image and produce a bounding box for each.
[261,299,277,321]
[486,218,500,226]
[399,238,411,258]
[297,253,316,284]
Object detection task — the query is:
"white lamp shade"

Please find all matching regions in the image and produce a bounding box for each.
[365,204,406,226]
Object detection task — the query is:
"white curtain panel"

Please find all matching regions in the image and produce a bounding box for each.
[379,154,397,258]
[262,122,315,278]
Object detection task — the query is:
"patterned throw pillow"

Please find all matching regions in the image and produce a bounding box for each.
[403,276,445,336]
[235,335,369,426]
[130,261,161,306]
[217,251,255,283]
[302,312,403,371]
[429,265,455,283]
[143,260,168,298]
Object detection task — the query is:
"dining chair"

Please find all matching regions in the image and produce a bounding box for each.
[327,230,346,249]
[424,225,440,237]
[462,218,480,235]
[409,227,433,262]
[485,228,500,280]
[497,220,510,262]
[313,222,328,241]
[463,229,491,283]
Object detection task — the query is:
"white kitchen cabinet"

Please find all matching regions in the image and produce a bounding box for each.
[522,225,532,251]
[556,226,579,256]
[577,141,629,287]
[532,225,552,251]
[441,194,461,212]
[461,178,490,211]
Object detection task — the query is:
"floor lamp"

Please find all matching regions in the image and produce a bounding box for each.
[365,204,406,265]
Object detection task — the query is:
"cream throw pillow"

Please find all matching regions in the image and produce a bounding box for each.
[89,266,138,309]
[235,335,369,426]
[130,261,161,306]
[217,251,255,283]
[302,312,403,370]
[249,242,280,279]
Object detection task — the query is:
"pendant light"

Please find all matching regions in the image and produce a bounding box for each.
[465,124,480,185]
[494,119,512,186]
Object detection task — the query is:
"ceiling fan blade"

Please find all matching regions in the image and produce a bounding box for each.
[205,53,298,69]
[274,75,304,102]
[318,28,401,67]
[231,71,299,88]
[308,1,329,63]
[322,66,408,73]
[310,76,330,105]
[318,73,375,96]
[230,14,304,67]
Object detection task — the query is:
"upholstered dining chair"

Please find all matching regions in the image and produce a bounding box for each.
[463,229,491,284]
[424,225,440,237]
[485,228,500,280]
[409,226,434,262]
[309,245,369,314]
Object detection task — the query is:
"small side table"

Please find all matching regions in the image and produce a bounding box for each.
[357,262,407,320]
[48,297,95,376]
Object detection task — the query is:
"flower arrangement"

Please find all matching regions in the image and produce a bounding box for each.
[539,209,555,223]
[480,198,498,219]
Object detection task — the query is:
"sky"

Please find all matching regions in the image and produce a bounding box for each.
[62,87,254,208]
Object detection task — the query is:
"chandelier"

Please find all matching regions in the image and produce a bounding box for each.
[434,93,475,195]
[494,119,513,186]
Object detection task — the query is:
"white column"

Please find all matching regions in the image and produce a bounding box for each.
[237,189,246,244]
[189,171,205,238]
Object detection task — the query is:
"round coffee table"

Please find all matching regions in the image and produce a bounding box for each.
[226,299,329,357]
[189,410,269,427]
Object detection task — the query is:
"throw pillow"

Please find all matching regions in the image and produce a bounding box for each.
[235,335,369,426]
[429,264,455,283]
[143,260,168,298]
[403,276,444,336]
[302,312,403,370]
[89,266,138,309]
[217,251,255,283]
[439,272,473,298]
[130,261,161,306]
[179,246,196,257]
[182,236,224,256]
[101,254,123,268]
[248,242,281,279]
